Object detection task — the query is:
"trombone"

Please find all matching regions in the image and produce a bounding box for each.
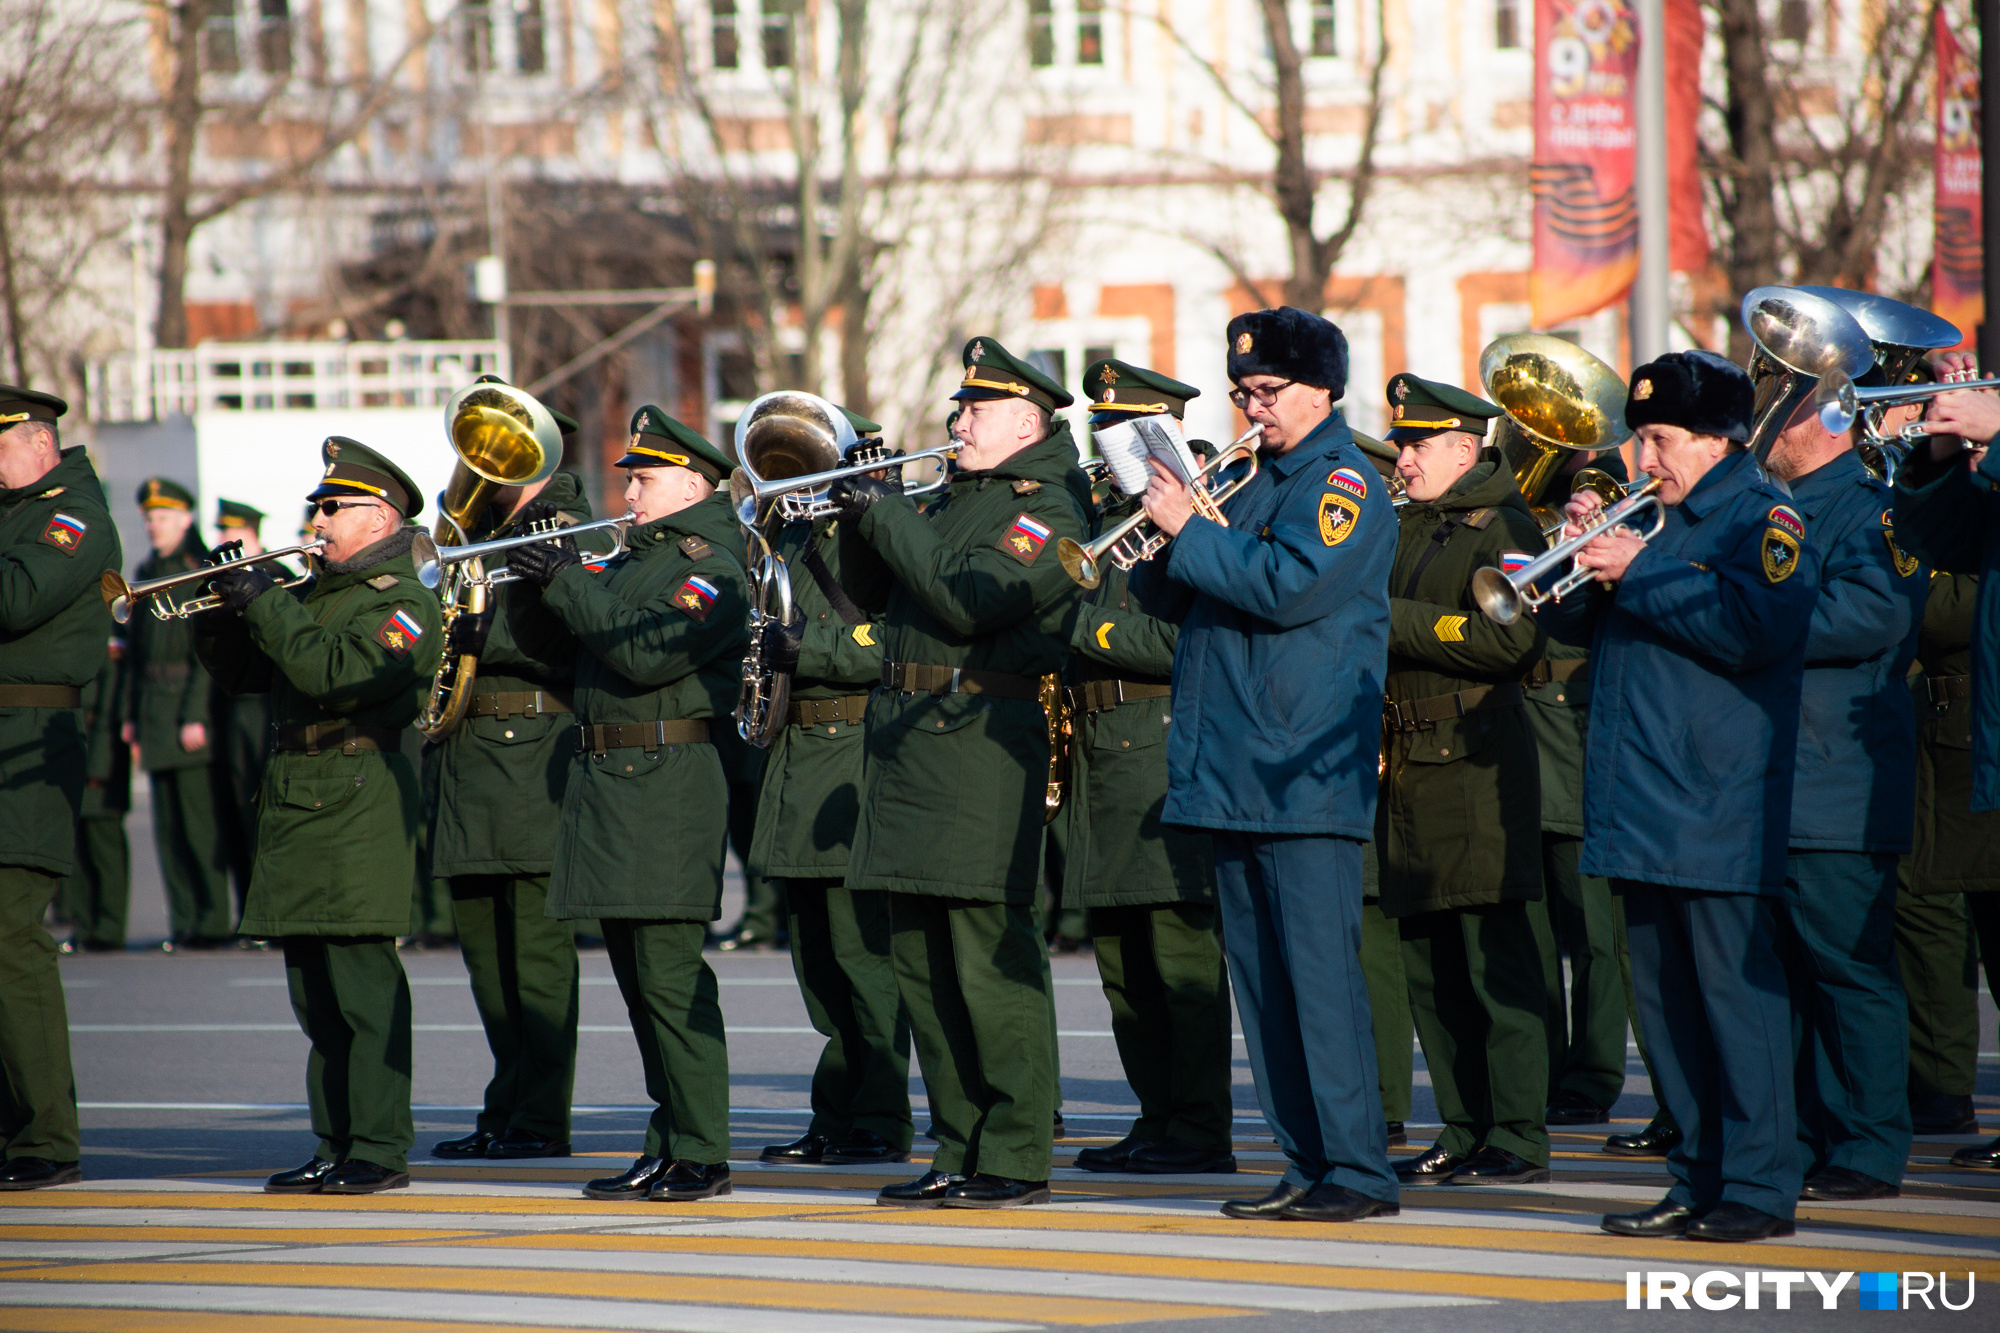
[1057,425,1261,590]
[415,513,634,591]
[1470,479,1665,626]
[101,541,326,625]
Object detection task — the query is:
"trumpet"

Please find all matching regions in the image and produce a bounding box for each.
[733,390,954,524]
[1057,425,1261,590]
[100,540,325,625]
[1470,478,1665,626]
[415,513,634,591]
[1537,466,1632,539]
[1815,367,2000,436]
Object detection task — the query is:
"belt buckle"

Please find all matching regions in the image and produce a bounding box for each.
[1383,699,1406,732]
[947,667,961,695]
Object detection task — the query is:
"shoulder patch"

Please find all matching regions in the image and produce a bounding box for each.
[1012,479,1042,495]
[1761,520,1802,584]
[39,512,86,554]
[1462,506,1496,530]
[673,574,720,621]
[1766,504,1805,540]
[998,513,1052,565]
[366,574,400,591]
[1434,614,1468,643]
[1500,552,1533,574]
[1326,467,1368,500]
[1881,509,1919,578]
[678,536,713,560]
[1318,490,1361,546]
[375,607,425,657]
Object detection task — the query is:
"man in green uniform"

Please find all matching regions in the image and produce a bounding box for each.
[195,437,444,1194]
[209,499,276,916]
[507,407,748,1203]
[127,478,232,947]
[429,394,595,1162]
[829,337,1090,1208]
[1063,360,1234,1176]
[751,407,913,1167]
[1374,374,1552,1187]
[0,386,120,1189]
[60,635,132,952]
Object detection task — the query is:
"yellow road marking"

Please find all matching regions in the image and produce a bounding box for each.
[0,1227,487,1245]
[0,1193,872,1219]
[0,1312,598,1333]
[0,1262,1251,1326]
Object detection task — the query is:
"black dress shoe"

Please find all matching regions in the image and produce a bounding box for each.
[649,1161,731,1201]
[1220,1181,1308,1219]
[264,1157,337,1194]
[1279,1182,1400,1222]
[1600,1198,1694,1237]
[1685,1201,1794,1242]
[823,1129,909,1165]
[761,1132,829,1164]
[1394,1144,1463,1185]
[1911,1093,1979,1136]
[584,1155,671,1200]
[487,1130,570,1159]
[0,1158,81,1190]
[321,1160,410,1194]
[1385,1121,1407,1147]
[1448,1147,1551,1185]
[1950,1135,2000,1170]
[1125,1137,1237,1175]
[432,1131,497,1160]
[877,1169,966,1207]
[1073,1134,1148,1172]
[1604,1115,1682,1157]
[942,1174,1051,1208]
[1801,1166,1899,1201]
[1052,1111,1066,1139]
[1546,1090,1613,1126]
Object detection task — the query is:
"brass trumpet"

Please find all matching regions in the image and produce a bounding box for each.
[100,540,326,625]
[1057,425,1261,590]
[1471,478,1665,625]
[415,513,635,591]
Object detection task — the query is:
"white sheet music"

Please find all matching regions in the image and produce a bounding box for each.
[1093,415,1200,497]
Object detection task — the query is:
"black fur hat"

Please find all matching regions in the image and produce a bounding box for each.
[1624,350,1755,444]
[1226,307,1349,397]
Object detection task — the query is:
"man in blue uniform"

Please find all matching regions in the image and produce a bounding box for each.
[1137,306,1399,1223]
[1536,350,1821,1242]
[1761,344,1928,1202]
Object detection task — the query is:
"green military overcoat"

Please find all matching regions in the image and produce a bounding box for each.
[509,491,750,921]
[127,534,214,772]
[0,448,121,875]
[430,472,593,878]
[81,641,131,820]
[196,526,443,935]
[1907,572,2000,894]
[1061,551,1213,908]
[1378,459,1546,916]
[843,427,1091,903]
[747,517,885,879]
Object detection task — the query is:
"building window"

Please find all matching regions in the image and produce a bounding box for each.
[1029,0,1054,67]
[1495,0,1520,49]
[201,0,240,73]
[1777,0,1809,42]
[762,0,792,69]
[1078,0,1103,64]
[255,0,291,75]
[461,0,493,73]
[1309,0,1335,56]
[516,0,546,74]
[713,0,739,68]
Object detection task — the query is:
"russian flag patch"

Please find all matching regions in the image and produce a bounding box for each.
[1326,468,1369,500]
[1500,552,1533,574]
[1767,504,1804,539]
[40,512,86,554]
[675,574,720,621]
[375,606,425,656]
[999,513,1052,565]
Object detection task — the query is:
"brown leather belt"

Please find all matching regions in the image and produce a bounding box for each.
[271,723,402,755]
[881,661,1040,701]
[469,689,573,720]
[0,684,82,708]
[1383,682,1523,733]
[577,719,712,755]
[790,695,870,728]
[1068,679,1172,715]
[1523,659,1591,688]
[1927,674,1971,707]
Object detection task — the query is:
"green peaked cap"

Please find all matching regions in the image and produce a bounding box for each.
[216,498,266,530]
[137,477,196,511]
[840,406,883,437]
[620,404,733,483]
[1083,358,1199,420]
[0,383,65,427]
[1383,373,1503,442]
[309,436,424,519]
[951,337,1073,412]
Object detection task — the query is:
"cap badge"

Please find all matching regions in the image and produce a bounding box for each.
[1392,404,1404,420]
[969,341,985,363]
[1633,378,1654,401]
[323,463,337,478]
[1098,364,1119,385]
[1234,332,1252,355]
[961,365,977,383]
[1394,379,1410,400]
[1102,389,1116,403]
[326,440,340,457]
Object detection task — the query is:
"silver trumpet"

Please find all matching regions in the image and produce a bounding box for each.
[1471,479,1666,625]
[1815,366,2000,471]
[734,390,954,524]
[415,513,634,590]
[101,540,326,624]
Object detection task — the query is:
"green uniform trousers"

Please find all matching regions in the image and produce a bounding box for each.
[601,919,730,1164]
[1359,899,1413,1122]
[1529,833,1628,1108]
[0,867,78,1162]
[1087,902,1234,1152]
[1896,887,2000,1099]
[60,817,130,950]
[889,894,1055,1181]
[450,875,579,1140]
[783,878,912,1147]
[281,936,414,1171]
[1400,900,1551,1166]
[148,768,231,941]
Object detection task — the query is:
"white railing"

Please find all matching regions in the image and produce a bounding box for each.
[87,340,511,423]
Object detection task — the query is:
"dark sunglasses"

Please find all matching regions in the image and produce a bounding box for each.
[313,499,377,518]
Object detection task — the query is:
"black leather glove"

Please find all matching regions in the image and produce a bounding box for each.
[761,615,804,675]
[507,539,578,588]
[515,498,561,530]
[447,608,494,658]
[828,473,899,522]
[210,539,245,564]
[210,563,277,613]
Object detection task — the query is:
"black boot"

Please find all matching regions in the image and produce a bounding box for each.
[648,1161,731,1201]
[1603,1115,1681,1157]
[322,1160,410,1194]
[1219,1182,1307,1219]
[1124,1138,1237,1175]
[1910,1093,1978,1136]
[941,1175,1051,1208]
[823,1129,909,1165]
[760,1133,829,1164]
[0,1158,82,1191]
[1545,1090,1612,1126]
[1072,1134,1149,1172]
[1393,1144,1463,1185]
[1447,1147,1550,1185]
[1801,1166,1899,1201]
[584,1156,671,1200]
[1279,1183,1399,1222]
[1600,1197,1693,1237]
[1685,1202,1794,1242]
[877,1170,966,1208]
[487,1130,570,1159]
[432,1130,496,1160]
[264,1157,336,1194]
[1950,1135,2000,1170]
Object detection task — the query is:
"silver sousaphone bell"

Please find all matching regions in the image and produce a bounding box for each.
[1741,286,1876,460]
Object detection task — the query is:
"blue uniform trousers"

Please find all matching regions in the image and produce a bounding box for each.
[1620,882,1799,1220]
[1777,851,1911,1185]
[1213,832,1397,1202]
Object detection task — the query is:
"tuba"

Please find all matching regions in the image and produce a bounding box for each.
[1479,333,1633,537]
[1741,286,1875,460]
[417,381,564,742]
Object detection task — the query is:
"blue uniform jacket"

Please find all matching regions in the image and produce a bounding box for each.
[1893,449,2000,811]
[1787,451,1926,853]
[1539,450,1821,893]
[1135,411,1394,836]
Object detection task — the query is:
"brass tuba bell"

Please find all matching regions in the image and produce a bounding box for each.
[1479,333,1633,535]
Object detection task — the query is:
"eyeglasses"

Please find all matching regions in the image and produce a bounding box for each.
[1228,380,1296,409]
[312,499,377,518]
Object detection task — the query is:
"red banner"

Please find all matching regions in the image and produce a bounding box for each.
[1531,0,1640,328]
[1935,10,1982,350]
[1664,0,1708,275]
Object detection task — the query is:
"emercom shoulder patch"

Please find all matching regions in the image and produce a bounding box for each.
[1318,491,1360,546]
